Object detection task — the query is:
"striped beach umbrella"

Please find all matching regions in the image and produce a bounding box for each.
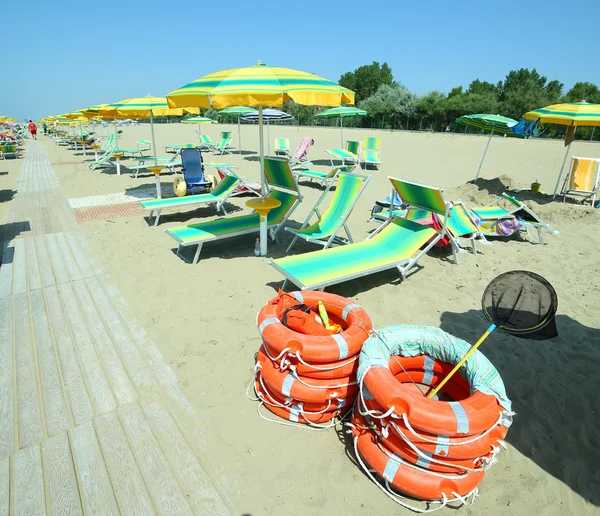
[167,61,354,197]
[218,106,254,153]
[456,114,519,182]
[524,102,600,196]
[315,106,368,147]
[242,108,293,156]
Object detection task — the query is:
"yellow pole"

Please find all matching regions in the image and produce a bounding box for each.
[427,324,496,399]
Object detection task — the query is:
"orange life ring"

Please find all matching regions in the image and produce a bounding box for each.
[364,354,502,436]
[257,349,358,403]
[257,291,371,363]
[262,340,359,380]
[355,429,485,501]
[352,412,484,474]
[255,375,342,424]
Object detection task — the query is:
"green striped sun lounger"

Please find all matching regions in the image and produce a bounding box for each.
[294,165,355,187]
[274,138,290,156]
[361,137,381,169]
[141,173,240,227]
[165,157,303,264]
[198,134,213,149]
[324,141,360,167]
[270,178,456,290]
[468,193,558,245]
[286,171,370,252]
[165,143,197,152]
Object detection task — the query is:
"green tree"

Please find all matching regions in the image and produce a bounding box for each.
[339,62,394,103]
[498,68,563,119]
[564,82,600,103]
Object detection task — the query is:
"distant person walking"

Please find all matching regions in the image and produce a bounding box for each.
[28,120,37,139]
[42,122,47,134]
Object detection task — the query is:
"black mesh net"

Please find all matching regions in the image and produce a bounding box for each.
[482,270,558,341]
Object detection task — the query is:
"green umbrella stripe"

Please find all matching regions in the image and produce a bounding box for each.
[178,78,344,89]
[530,108,600,118]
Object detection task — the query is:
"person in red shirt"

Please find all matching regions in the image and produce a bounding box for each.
[28,120,37,140]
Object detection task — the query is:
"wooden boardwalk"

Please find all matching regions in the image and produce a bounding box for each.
[0,142,233,515]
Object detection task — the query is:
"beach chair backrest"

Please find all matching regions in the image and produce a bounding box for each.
[201,134,212,145]
[362,137,381,151]
[265,189,299,224]
[346,140,361,155]
[327,164,356,179]
[447,204,479,237]
[319,173,367,229]
[211,173,239,197]
[264,158,299,193]
[181,148,206,182]
[569,157,600,192]
[275,138,289,152]
[389,177,448,215]
[293,137,314,159]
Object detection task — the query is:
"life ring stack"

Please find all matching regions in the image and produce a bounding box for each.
[352,324,514,509]
[255,291,372,427]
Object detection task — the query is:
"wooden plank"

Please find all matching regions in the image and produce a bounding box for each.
[94,410,156,515]
[12,238,27,295]
[44,234,69,284]
[72,279,136,407]
[24,237,42,291]
[70,422,120,515]
[44,286,94,425]
[119,402,192,515]
[54,232,83,281]
[163,385,208,457]
[29,289,70,436]
[58,283,116,415]
[14,292,44,449]
[97,277,178,387]
[84,277,155,392]
[13,444,46,516]
[0,455,8,515]
[42,432,83,515]
[33,234,56,288]
[64,232,94,278]
[0,298,13,458]
[141,395,231,515]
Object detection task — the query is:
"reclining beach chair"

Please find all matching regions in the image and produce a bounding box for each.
[178,148,212,194]
[274,138,290,156]
[88,134,117,170]
[166,157,303,264]
[294,164,355,188]
[216,168,262,197]
[360,137,381,169]
[0,143,19,159]
[557,156,600,206]
[325,140,361,167]
[289,137,314,169]
[165,143,197,153]
[286,171,370,252]
[140,172,240,227]
[269,178,456,291]
[127,154,183,178]
[468,193,558,245]
[197,134,213,150]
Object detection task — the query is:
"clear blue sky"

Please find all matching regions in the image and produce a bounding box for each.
[2,0,598,121]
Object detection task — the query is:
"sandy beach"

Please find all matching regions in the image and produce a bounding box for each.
[3,123,600,515]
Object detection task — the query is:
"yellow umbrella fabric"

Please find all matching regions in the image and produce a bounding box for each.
[166,61,354,110]
[524,101,600,127]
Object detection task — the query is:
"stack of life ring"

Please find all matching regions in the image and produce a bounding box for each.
[352,325,513,508]
[254,291,372,427]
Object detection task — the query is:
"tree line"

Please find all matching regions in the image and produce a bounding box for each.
[200,62,600,141]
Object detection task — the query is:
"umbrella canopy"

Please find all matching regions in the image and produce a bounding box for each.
[242,108,293,155]
[524,101,600,127]
[181,116,216,124]
[456,114,519,182]
[524,101,600,196]
[167,61,354,196]
[315,106,368,146]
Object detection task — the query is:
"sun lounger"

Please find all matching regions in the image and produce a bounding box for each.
[213,136,233,155]
[166,157,303,263]
[360,137,381,169]
[165,143,197,153]
[557,156,600,205]
[0,143,19,159]
[269,178,456,290]
[293,164,356,187]
[325,140,361,167]
[469,193,558,244]
[140,173,240,227]
[197,134,213,150]
[274,138,290,156]
[286,171,370,252]
[289,137,314,169]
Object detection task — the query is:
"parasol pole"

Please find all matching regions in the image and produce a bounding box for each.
[149,111,162,199]
[340,117,344,147]
[258,106,265,198]
[473,126,494,182]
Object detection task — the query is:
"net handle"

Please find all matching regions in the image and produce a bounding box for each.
[427,324,496,399]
